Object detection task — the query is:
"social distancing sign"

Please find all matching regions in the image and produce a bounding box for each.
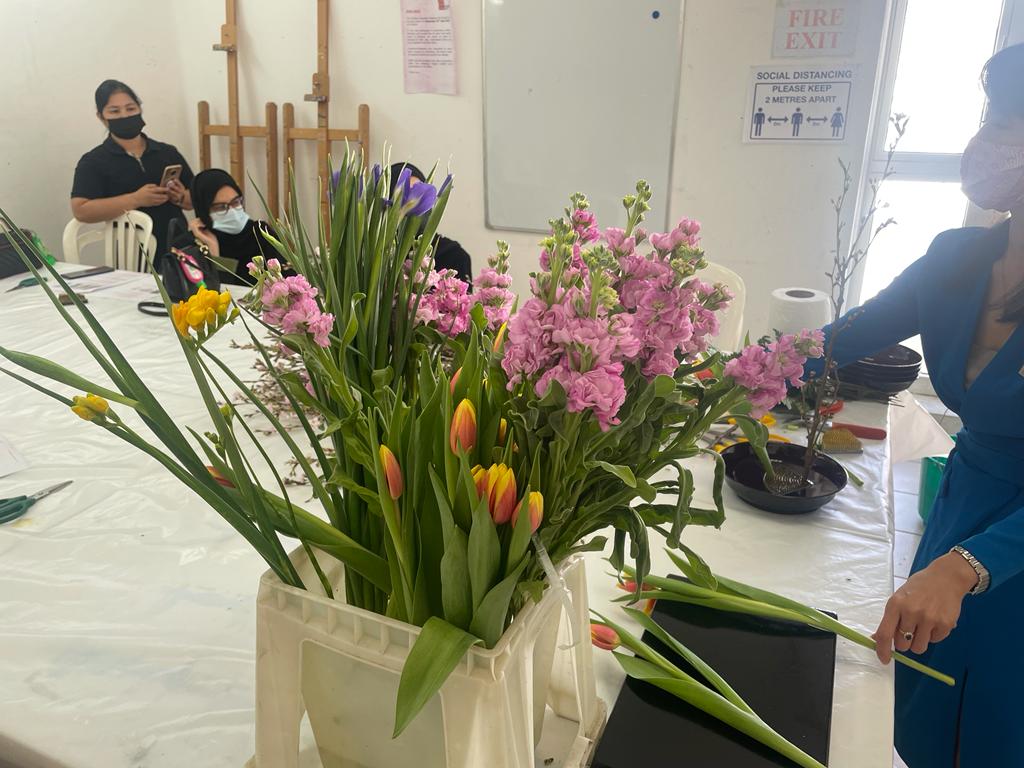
[745,65,855,143]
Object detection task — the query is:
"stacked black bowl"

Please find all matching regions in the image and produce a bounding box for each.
[838,344,922,395]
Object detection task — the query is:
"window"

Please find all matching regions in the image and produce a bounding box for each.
[858,0,1013,307]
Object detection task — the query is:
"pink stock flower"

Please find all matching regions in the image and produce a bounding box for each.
[420,272,472,336]
[571,208,600,244]
[252,271,334,348]
[604,227,637,256]
[565,363,627,431]
[725,331,821,416]
[474,267,515,331]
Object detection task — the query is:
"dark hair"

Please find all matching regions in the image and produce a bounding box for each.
[982,43,1024,120]
[94,79,142,113]
[190,169,243,227]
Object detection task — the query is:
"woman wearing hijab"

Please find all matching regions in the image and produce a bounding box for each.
[71,79,194,255]
[809,43,1024,766]
[389,162,472,283]
[187,169,275,284]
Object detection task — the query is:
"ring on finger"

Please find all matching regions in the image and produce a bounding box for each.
[899,628,914,642]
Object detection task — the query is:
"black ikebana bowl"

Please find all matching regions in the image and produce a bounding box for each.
[720,441,848,514]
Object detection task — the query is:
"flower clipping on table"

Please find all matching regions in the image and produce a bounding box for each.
[724,329,825,416]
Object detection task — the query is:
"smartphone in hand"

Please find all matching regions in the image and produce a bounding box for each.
[160,164,183,187]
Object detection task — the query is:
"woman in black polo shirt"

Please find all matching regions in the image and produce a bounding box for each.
[71,80,194,255]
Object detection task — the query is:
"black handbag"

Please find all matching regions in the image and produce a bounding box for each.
[137,241,222,316]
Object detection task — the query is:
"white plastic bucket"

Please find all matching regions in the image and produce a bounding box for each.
[249,548,604,768]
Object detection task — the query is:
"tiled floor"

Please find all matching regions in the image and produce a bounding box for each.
[892,459,924,768]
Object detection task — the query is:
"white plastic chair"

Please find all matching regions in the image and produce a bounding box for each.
[62,211,156,272]
[701,261,747,352]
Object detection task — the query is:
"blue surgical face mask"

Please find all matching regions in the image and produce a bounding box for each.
[210,206,250,235]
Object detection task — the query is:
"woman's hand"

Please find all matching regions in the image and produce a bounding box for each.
[873,552,979,661]
[166,179,187,206]
[188,218,220,258]
[132,183,170,208]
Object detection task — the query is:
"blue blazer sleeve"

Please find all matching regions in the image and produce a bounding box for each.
[805,257,924,377]
[962,508,1024,591]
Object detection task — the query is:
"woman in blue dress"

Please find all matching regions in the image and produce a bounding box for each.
[816,44,1024,766]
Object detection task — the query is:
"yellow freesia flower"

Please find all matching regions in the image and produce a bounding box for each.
[172,288,235,340]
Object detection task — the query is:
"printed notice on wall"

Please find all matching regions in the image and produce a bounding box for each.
[401,0,457,95]
[745,65,855,143]
[773,0,860,58]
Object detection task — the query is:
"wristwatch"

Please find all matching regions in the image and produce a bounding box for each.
[950,545,991,595]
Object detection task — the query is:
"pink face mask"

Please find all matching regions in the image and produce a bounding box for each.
[961,131,1024,212]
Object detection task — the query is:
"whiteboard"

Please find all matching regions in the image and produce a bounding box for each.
[483,0,684,233]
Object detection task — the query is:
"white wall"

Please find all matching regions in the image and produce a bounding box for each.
[2,0,890,338]
[670,0,890,334]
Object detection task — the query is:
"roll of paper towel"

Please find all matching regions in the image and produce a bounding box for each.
[769,287,831,335]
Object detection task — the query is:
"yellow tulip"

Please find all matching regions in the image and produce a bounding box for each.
[497,418,508,446]
[493,322,507,352]
[379,445,403,500]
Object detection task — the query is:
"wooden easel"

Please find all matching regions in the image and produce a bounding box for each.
[283,0,371,223]
[197,0,280,216]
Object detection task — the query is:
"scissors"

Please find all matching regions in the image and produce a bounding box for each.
[0,480,73,525]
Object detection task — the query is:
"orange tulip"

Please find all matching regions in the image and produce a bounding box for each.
[379,444,403,500]
[450,367,461,397]
[511,491,544,533]
[590,623,621,651]
[471,464,488,497]
[449,399,477,454]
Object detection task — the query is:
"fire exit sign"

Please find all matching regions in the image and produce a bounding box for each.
[773,0,860,58]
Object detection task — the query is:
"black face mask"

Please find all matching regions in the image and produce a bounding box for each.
[107,114,145,140]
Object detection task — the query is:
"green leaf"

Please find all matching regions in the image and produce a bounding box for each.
[394,617,480,737]
[731,414,772,479]
[653,374,676,398]
[469,556,529,647]
[467,494,500,612]
[698,448,727,528]
[568,536,608,555]
[0,347,141,410]
[621,607,753,714]
[666,545,718,591]
[327,466,383,513]
[669,463,694,548]
[611,655,827,768]
[585,460,637,488]
[636,479,658,503]
[505,490,533,578]
[440,528,472,630]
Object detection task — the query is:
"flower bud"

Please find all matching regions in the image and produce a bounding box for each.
[379,444,403,500]
[450,367,461,397]
[449,399,478,454]
[590,623,621,651]
[486,463,517,524]
[497,418,508,446]
[511,491,543,533]
[70,393,110,422]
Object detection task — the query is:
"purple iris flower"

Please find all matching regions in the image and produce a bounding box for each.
[395,167,438,217]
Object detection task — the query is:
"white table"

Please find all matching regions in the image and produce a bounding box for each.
[0,267,901,768]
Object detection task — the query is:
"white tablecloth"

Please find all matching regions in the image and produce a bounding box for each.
[0,267,899,767]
